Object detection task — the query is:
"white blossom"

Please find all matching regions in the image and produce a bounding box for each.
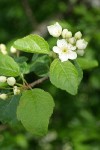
[47,22,62,37]
[61,29,69,38]
[13,86,20,95]
[10,46,17,53]
[0,94,7,100]
[76,39,88,50]
[7,77,16,86]
[74,31,82,39]
[53,39,77,62]
[0,76,7,83]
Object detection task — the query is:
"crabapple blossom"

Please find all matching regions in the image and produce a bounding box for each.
[47,22,62,37]
[53,39,77,62]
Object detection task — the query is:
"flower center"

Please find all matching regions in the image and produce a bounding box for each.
[62,48,68,53]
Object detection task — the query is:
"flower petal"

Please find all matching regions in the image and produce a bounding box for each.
[57,39,67,48]
[67,44,76,51]
[67,51,77,60]
[47,22,62,37]
[76,39,88,50]
[53,46,61,54]
[59,53,69,62]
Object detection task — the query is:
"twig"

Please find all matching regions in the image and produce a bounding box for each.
[26,76,49,89]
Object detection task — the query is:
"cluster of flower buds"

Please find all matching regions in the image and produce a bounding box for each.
[0,76,16,86]
[0,76,20,100]
[47,22,88,62]
[13,86,20,95]
[0,44,8,55]
[0,44,17,55]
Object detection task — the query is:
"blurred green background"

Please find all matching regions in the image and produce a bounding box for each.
[0,0,100,149]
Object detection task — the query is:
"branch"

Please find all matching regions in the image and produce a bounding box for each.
[24,76,49,89]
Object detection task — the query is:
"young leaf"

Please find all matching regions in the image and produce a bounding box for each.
[0,53,20,77]
[17,89,55,136]
[77,58,98,70]
[13,34,50,54]
[50,59,78,95]
[0,95,20,125]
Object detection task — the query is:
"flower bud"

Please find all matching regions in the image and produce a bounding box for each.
[13,86,20,95]
[10,46,17,53]
[0,44,6,51]
[0,94,8,100]
[76,39,88,50]
[7,77,16,86]
[74,31,82,39]
[68,37,76,44]
[65,31,72,38]
[61,29,68,38]
[0,76,7,83]
[77,50,85,56]
[0,44,7,55]
[47,22,62,37]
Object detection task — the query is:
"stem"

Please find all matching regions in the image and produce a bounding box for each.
[24,79,32,90]
[16,83,23,87]
[26,76,49,89]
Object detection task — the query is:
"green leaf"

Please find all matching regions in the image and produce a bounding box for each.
[74,60,83,85]
[13,34,50,54]
[30,55,50,77]
[50,59,78,95]
[0,53,20,77]
[19,62,30,74]
[0,82,8,88]
[0,95,20,125]
[17,89,54,136]
[77,58,98,70]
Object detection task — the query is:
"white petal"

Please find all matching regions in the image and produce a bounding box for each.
[53,46,61,54]
[47,22,62,37]
[59,53,68,62]
[67,51,77,60]
[67,44,76,51]
[71,46,76,51]
[76,39,88,50]
[57,39,67,48]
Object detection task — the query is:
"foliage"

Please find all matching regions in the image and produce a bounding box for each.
[0,0,100,149]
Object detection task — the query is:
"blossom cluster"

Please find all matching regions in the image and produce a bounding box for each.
[47,22,88,62]
[0,76,20,100]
